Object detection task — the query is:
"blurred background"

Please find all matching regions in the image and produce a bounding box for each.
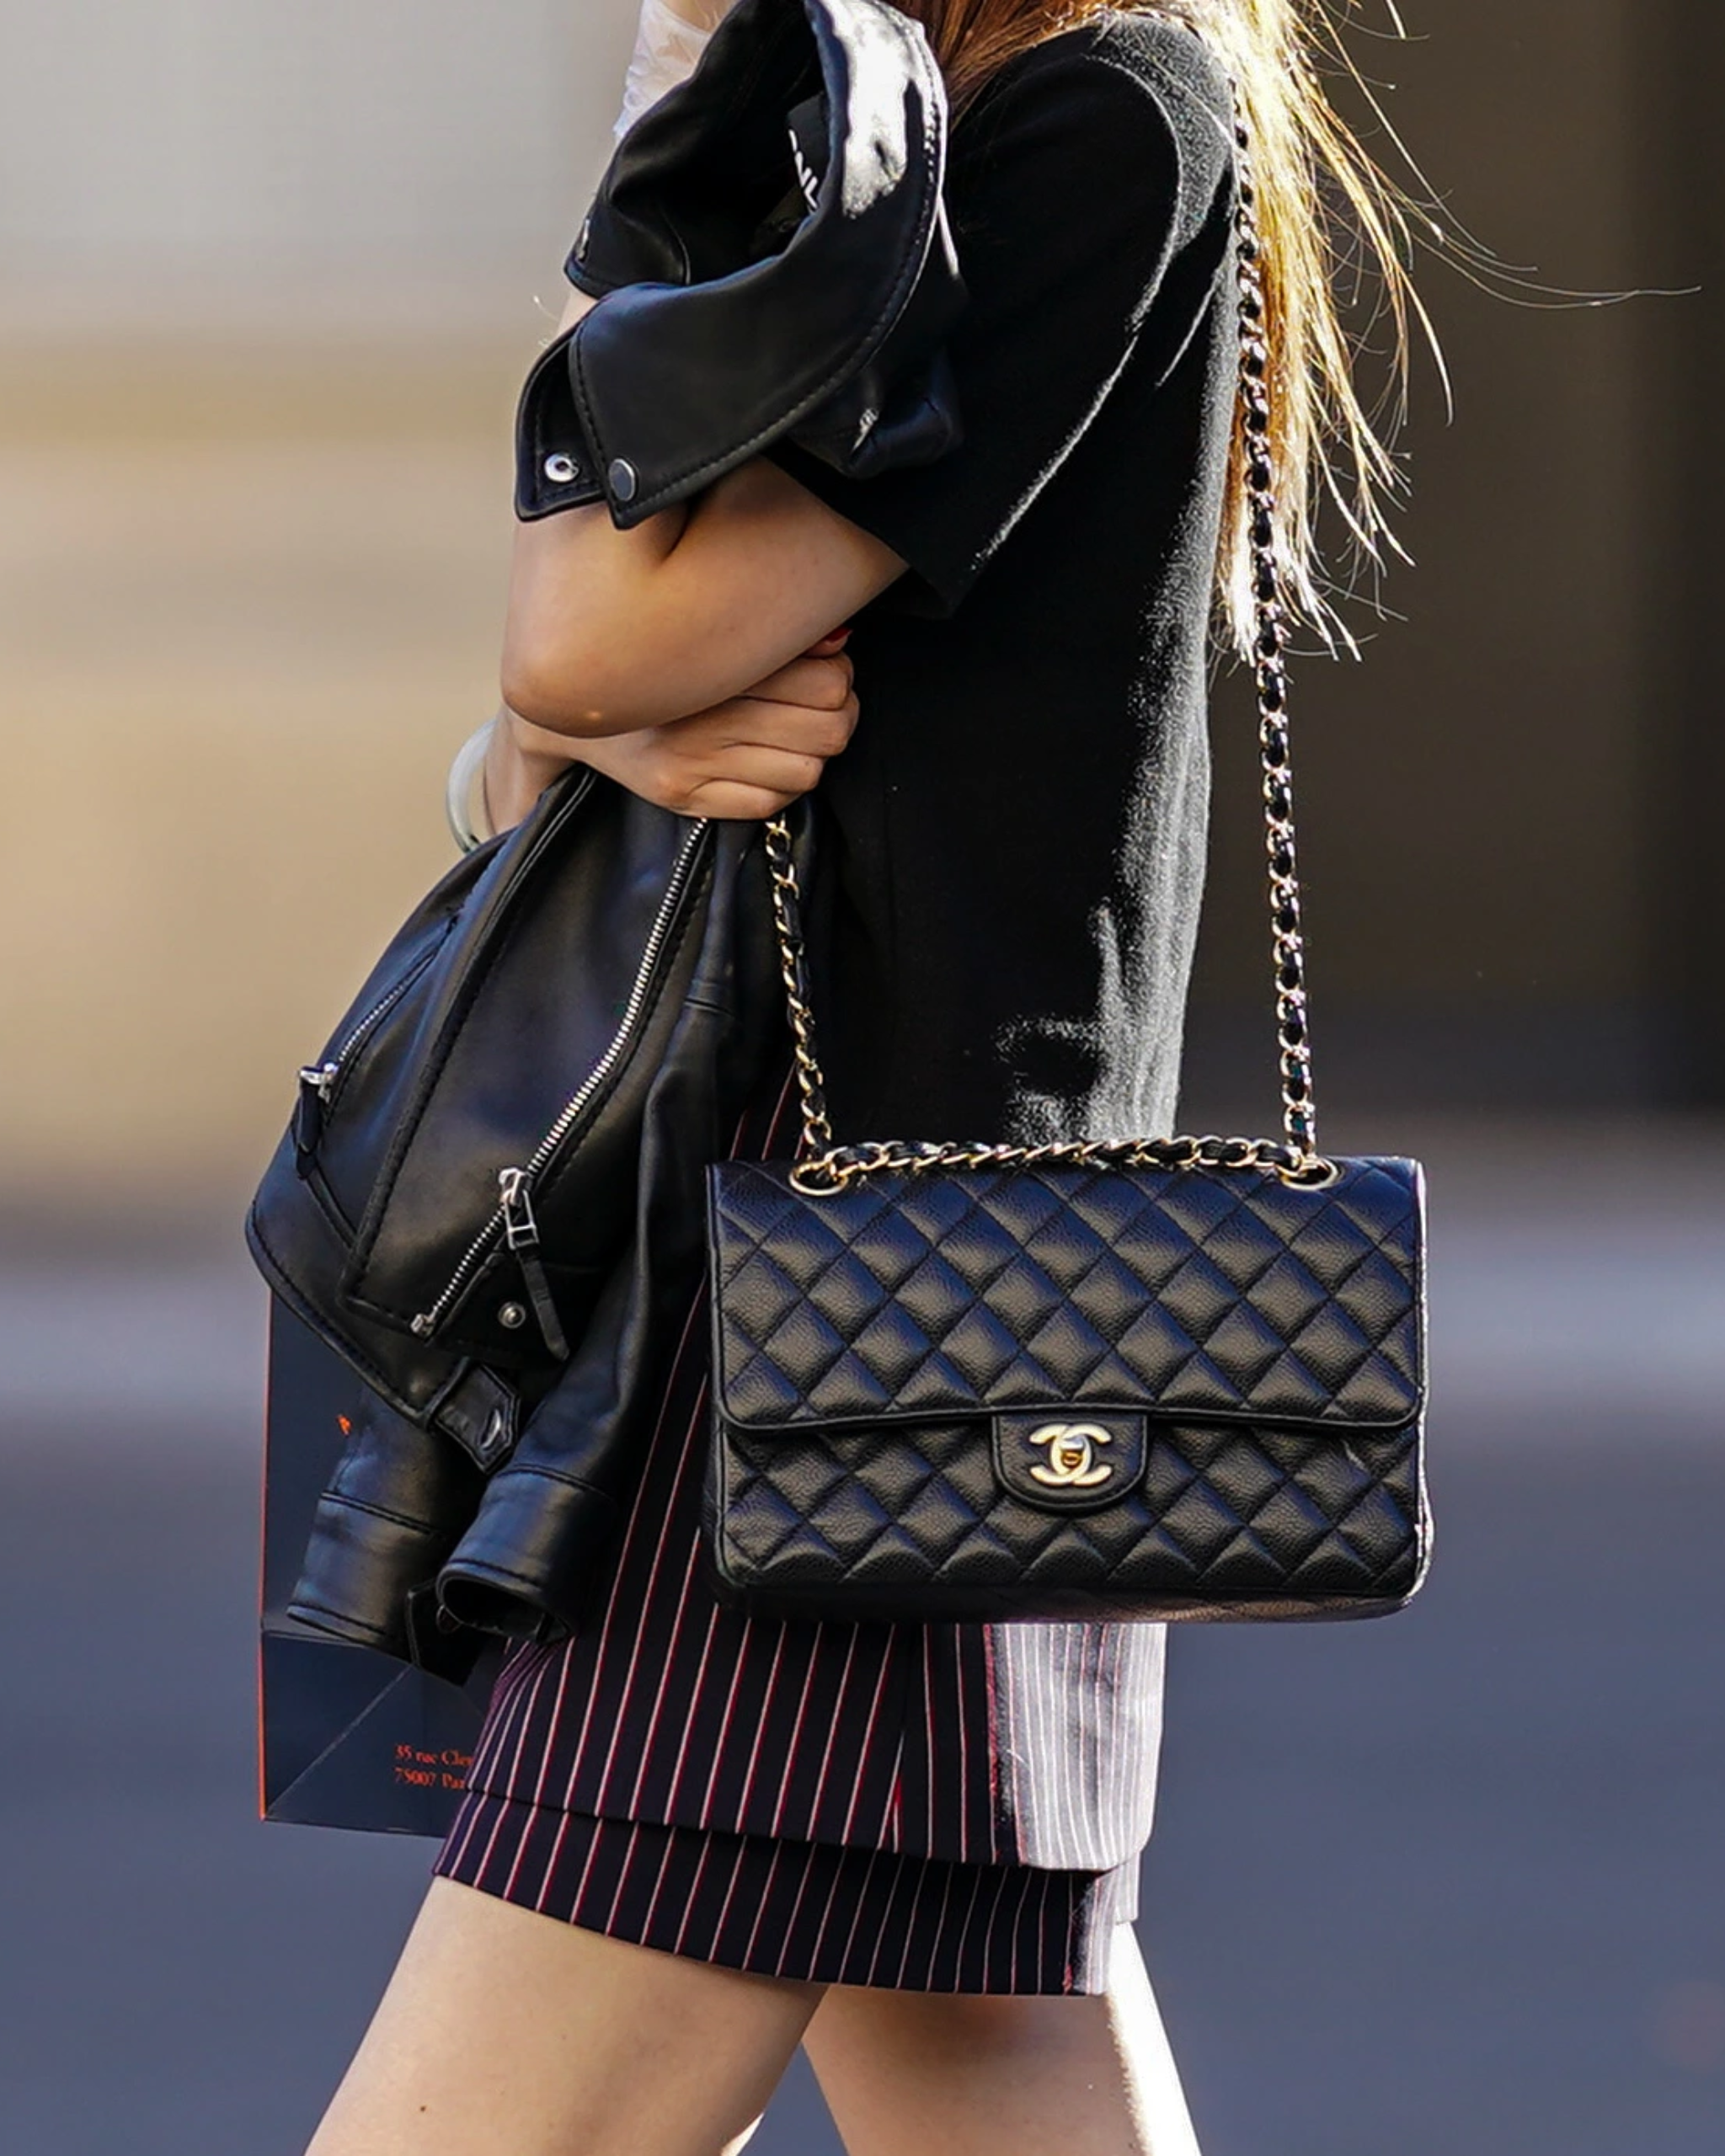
[0,1,1720,2151]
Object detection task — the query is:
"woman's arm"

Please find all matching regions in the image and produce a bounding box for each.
[483,629,859,828]
[499,296,905,739]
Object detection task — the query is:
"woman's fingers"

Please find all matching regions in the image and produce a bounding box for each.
[745,650,854,713]
[713,689,859,759]
[682,781,806,821]
[572,660,859,821]
[687,744,829,803]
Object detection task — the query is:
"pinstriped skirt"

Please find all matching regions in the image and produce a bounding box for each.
[432,1073,1148,1994]
[439,1799,1137,1992]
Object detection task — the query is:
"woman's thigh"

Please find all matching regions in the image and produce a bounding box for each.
[306,1876,822,2156]
[803,1923,1202,2156]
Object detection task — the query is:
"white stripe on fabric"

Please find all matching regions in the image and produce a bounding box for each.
[623,1526,707,1812]
[704,1836,753,1956]
[739,1840,788,1967]
[768,1624,841,1838]
[590,1374,712,1806]
[464,1641,540,1791]
[732,1627,789,1817]
[531,1804,579,1915]
[975,1864,1014,1988]
[833,1848,884,1978]
[770,1842,821,1980]
[669,1833,717,1958]
[663,1600,722,1814]
[601,1820,644,1932]
[537,1283,708,1802]
[837,1646,896,1844]
[637,1823,681,1938]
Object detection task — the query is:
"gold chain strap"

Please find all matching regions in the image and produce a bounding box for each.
[766,62,1334,1198]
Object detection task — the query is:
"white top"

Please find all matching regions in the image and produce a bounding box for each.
[615,0,725,137]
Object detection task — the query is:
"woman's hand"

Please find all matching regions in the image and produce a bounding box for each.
[483,632,857,829]
[579,636,857,819]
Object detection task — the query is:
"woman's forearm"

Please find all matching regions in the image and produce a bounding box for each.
[504,7,901,740]
[500,457,900,738]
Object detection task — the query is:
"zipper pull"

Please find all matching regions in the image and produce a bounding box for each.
[498,1168,569,1359]
[293,1063,339,1176]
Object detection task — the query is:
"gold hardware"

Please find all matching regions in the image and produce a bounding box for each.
[761,83,1337,1196]
[1027,1423,1114,1489]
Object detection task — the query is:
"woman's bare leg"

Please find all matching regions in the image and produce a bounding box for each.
[804,1924,1202,2156]
[305,1877,822,2156]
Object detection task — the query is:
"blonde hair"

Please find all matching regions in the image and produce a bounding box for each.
[897,1,1429,654]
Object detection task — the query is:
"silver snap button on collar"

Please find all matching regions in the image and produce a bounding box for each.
[608,457,639,503]
[543,452,579,484]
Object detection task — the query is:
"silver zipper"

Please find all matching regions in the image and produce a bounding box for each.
[298,936,446,1105]
[295,937,446,1164]
[497,1167,570,1358]
[409,819,711,1342]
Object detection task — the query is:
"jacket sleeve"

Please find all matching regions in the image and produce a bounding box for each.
[435,821,788,1641]
[513,0,964,528]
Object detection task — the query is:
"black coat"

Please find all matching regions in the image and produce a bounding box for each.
[253,0,965,1678]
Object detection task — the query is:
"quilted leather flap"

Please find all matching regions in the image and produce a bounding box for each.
[708,1156,1425,1435]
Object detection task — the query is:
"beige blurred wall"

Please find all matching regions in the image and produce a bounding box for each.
[0,0,1695,1230]
[0,1,639,1225]
[0,0,628,289]
[0,335,534,1223]
[1185,0,1660,1113]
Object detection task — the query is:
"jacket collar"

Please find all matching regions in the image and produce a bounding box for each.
[517,0,958,526]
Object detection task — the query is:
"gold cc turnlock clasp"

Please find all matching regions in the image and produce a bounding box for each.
[1027,1422,1114,1489]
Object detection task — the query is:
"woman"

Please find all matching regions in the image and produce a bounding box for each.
[308,3,1414,2150]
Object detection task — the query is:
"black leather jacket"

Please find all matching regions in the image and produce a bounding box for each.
[518,0,964,530]
[281,0,964,1678]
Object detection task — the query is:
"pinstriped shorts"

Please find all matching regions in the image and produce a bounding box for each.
[436,1796,1138,1993]
[431,1072,1146,1994]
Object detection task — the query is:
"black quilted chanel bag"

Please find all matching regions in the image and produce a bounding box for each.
[702,103,1432,1626]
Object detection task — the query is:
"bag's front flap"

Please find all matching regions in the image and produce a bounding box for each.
[708,1156,1425,1434]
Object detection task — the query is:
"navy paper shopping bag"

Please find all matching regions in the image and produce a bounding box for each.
[259,1299,497,1835]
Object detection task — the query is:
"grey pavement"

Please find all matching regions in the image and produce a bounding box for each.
[2,1117,1722,2153]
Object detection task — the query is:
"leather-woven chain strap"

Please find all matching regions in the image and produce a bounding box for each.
[765,66,1332,1197]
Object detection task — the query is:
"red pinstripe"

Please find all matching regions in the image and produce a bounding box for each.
[732,1626,789,1818]
[975,1864,1014,1988]
[831,1847,883,1977]
[569,1803,614,1913]
[621,1524,708,1814]
[922,1630,939,1852]
[436,1065,1165,1993]
[584,1350,711,1803]
[705,1835,752,1951]
[766,1622,843,1838]
[638,1825,681,1938]
[600,1821,644,1932]
[662,1599,722,1813]
[440,1792,1134,1992]
[670,1833,717,1959]
[836,1646,895,1844]
[692,1588,753,1825]
[531,1802,578,1915]
[738,1840,786,1968]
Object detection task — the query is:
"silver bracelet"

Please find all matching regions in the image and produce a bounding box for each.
[446,716,500,855]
